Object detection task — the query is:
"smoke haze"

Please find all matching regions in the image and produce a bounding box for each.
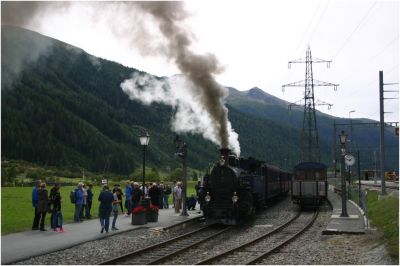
[121,73,240,155]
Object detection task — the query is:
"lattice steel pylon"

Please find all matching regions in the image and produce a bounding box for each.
[282,46,339,162]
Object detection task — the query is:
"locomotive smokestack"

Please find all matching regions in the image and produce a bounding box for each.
[219,148,231,166]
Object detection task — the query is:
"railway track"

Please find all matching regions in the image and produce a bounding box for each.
[99,223,232,265]
[196,210,319,265]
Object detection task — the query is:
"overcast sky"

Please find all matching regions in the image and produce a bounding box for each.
[7,0,399,122]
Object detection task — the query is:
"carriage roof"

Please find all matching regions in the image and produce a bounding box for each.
[294,162,327,170]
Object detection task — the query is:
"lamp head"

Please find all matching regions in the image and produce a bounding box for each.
[339,130,347,145]
[139,130,150,146]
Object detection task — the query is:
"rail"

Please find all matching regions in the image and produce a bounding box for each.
[99,223,231,265]
[196,210,317,265]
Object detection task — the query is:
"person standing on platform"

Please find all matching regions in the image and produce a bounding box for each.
[98,185,114,233]
[195,181,201,197]
[124,181,132,216]
[174,182,182,213]
[112,189,121,230]
[74,183,84,222]
[80,184,88,219]
[149,182,160,207]
[52,185,64,232]
[49,184,60,229]
[132,182,143,209]
[172,180,177,208]
[163,183,171,209]
[86,184,93,219]
[113,184,124,213]
[37,182,50,231]
[158,183,165,209]
[32,180,41,230]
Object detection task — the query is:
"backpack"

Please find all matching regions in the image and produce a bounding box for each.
[70,190,76,204]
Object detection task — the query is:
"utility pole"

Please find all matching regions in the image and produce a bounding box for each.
[283,46,339,162]
[378,70,399,196]
[379,71,386,195]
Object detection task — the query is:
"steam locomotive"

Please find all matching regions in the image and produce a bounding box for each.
[200,149,291,225]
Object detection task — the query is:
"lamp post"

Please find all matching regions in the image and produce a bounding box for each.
[175,135,189,216]
[339,130,348,217]
[139,129,150,200]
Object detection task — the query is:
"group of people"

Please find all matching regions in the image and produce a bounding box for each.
[32,180,64,232]
[31,180,203,233]
[72,182,94,222]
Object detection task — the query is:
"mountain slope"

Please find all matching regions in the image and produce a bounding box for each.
[1,26,303,173]
[2,26,398,174]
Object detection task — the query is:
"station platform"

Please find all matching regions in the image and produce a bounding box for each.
[323,185,366,235]
[1,206,202,265]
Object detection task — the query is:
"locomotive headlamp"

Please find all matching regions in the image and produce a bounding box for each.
[205,192,211,202]
[219,156,225,166]
[232,192,238,203]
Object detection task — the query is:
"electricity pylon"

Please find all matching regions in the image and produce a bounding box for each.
[282,46,339,162]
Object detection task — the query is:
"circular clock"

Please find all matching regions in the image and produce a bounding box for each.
[344,154,356,166]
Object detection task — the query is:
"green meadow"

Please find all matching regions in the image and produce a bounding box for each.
[1,181,197,235]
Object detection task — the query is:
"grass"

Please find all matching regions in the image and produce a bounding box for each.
[1,181,197,235]
[367,190,399,258]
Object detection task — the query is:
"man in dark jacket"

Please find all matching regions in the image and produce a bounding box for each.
[148,183,160,207]
[37,182,50,231]
[131,182,143,209]
[86,184,93,219]
[49,184,60,229]
[195,181,201,197]
[32,180,41,230]
[98,185,114,233]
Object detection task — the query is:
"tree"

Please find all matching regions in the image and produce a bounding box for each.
[166,168,183,182]
[131,167,160,182]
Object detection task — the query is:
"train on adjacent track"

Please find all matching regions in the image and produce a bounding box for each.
[291,161,328,208]
[200,149,291,225]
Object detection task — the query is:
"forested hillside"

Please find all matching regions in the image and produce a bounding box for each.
[2,26,398,175]
[227,88,399,172]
